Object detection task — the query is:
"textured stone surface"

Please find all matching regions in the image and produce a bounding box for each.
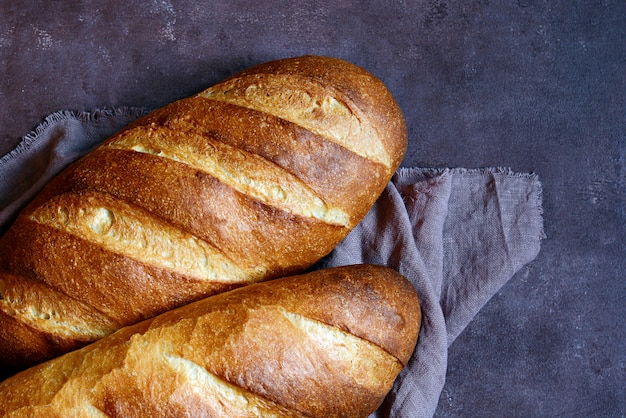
[1,1,624,416]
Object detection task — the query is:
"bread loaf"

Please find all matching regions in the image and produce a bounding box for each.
[0,265,420,417]
[0,55,408,372]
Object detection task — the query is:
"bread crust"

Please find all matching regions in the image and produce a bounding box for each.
[0,55,408,372]
[0,265,421,418]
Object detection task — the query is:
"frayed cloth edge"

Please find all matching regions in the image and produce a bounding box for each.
[395,166,539,183]
[0,107,150,164]
[394,166,546,240]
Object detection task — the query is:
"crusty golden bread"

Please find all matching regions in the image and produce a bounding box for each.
[0,55,407,372]
[0,265,420,418]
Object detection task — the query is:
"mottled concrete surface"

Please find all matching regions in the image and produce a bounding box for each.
[1,1,624,416]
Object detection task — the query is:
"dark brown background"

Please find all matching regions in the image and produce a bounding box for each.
[1,1,624,416]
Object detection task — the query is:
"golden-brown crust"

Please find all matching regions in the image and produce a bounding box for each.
[0,217,242,325]
[0,265,420,418]
[0,55,408,372]
[131,97,391,224]
[26,146,350,273]
[213,55,408,172]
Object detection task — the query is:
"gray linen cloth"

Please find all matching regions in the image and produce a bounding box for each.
[0,109,544,417]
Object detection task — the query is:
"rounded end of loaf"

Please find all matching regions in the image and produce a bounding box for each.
[217,55,409,171]
[201,54,408,222]
[263,263,421,367]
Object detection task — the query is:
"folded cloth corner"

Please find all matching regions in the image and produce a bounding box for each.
[317,165,545,417]
[0,109,544,418]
